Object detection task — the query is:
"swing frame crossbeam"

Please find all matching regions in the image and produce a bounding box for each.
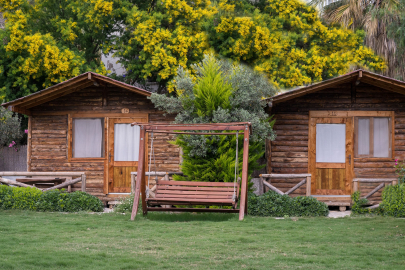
[130,122,251,221]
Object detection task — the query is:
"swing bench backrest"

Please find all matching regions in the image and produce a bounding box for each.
[146,178,241,208]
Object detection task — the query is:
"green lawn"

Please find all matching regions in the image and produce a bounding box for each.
[0,211,404,269]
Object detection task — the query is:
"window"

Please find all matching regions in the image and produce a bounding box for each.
[72,118,104,158]
[114,123,140,161]
[316,124,346,163]
[355,117,392,158]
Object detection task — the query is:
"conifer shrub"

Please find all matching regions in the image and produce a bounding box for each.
[150,55,276,184]
[248,191,329,217]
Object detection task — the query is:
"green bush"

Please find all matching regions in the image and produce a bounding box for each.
[381,184,405,217]
[248,191,329,217]
[114,194,135,213]
[0,184,103,212]
[62,191,104,212]
[350,191,383,215]
[0,184,13,209]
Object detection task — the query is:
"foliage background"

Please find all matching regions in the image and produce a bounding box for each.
[0,0,131,100]
[118,0,385,92]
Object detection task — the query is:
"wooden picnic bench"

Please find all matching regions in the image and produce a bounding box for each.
[16,178,66,189]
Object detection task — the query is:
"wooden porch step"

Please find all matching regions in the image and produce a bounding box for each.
[322,201,351,207]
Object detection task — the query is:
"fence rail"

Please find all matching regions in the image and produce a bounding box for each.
[259,174,312,196]
[0,171,86,192]
[353,178,397,199]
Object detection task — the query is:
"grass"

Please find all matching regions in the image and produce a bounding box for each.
[0,211,404,269]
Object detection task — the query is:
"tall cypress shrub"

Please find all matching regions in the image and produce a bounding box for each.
[150,54,276,183]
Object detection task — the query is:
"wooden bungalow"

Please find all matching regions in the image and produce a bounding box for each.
[1,72,180,204]
[265,69,403,209]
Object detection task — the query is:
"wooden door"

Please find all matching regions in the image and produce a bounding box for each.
[309,117,353,195]
[108,117,147,193]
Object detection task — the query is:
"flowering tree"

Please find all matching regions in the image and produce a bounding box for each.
[115,0,215,93]
[119,0,385,91]
[0,0,132,101]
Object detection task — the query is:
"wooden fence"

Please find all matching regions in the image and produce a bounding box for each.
[0,145,27,172]
[260,174,312,196]
[0,172,86,192]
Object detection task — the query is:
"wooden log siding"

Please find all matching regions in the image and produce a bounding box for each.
[269,82,404,202]
[28,85,180,199]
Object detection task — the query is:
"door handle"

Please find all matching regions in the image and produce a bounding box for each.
[109,153,111,162]
[348,154,351,165]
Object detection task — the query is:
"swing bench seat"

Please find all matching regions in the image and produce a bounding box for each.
[146,179,240,209]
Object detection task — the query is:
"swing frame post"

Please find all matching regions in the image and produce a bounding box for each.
[131,126,147,220]
[130,122,252,221]
[239,124,250,221]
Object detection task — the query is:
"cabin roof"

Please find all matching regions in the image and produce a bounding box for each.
[1,72,151,115]
[269,69,405,105]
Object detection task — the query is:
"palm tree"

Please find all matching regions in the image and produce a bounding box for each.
[310,0,403,80]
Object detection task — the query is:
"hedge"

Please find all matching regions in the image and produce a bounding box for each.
[248,191,329,217]
[0,184,104,212]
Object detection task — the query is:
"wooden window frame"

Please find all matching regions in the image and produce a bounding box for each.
[309,111,395,161]
[354,116,393,159]
[68,114,108,162]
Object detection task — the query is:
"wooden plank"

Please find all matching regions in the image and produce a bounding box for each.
[155,194,234,199]
[271,152,308,158]
[148,198,235,203]
[262,180,284,195]
[0,177,40,189]
[316,163,345,169]
[310,111,394,118]
[0,172,85,176]
[157,180,236,187]
[156,190,235,196]
[306,176,311,196]
[16,178,66,183]
[158,186,236,192]
[389,112,395,158]
[147,207,239,213]
[353,178,397,182]
[27,116,32,171]
[316,189,346,195]
[67,114,72,162]
[260,174,311,178]
[308,117,316,195]
[43,177,82,191]
[364,183,385,199]
[346,116,354,195]
[81,174,86,192]
[285,179,306,195]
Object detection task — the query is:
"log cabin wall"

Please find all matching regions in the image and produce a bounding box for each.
[268,82,403,201]
[29,85,180,199]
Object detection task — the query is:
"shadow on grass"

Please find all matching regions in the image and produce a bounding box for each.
[144,212,238,222]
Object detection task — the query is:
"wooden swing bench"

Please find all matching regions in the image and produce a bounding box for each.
[146,178,241,212]
[130,122,251,221]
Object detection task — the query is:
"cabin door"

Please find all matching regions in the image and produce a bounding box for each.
[309,117,353,195]
[108,117,147,193]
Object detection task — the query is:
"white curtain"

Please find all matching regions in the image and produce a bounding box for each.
[316,124,346,163]
[114,124,140,161]
[73,119,103,158]
[358,118,370,155]
[374,118,389,157]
